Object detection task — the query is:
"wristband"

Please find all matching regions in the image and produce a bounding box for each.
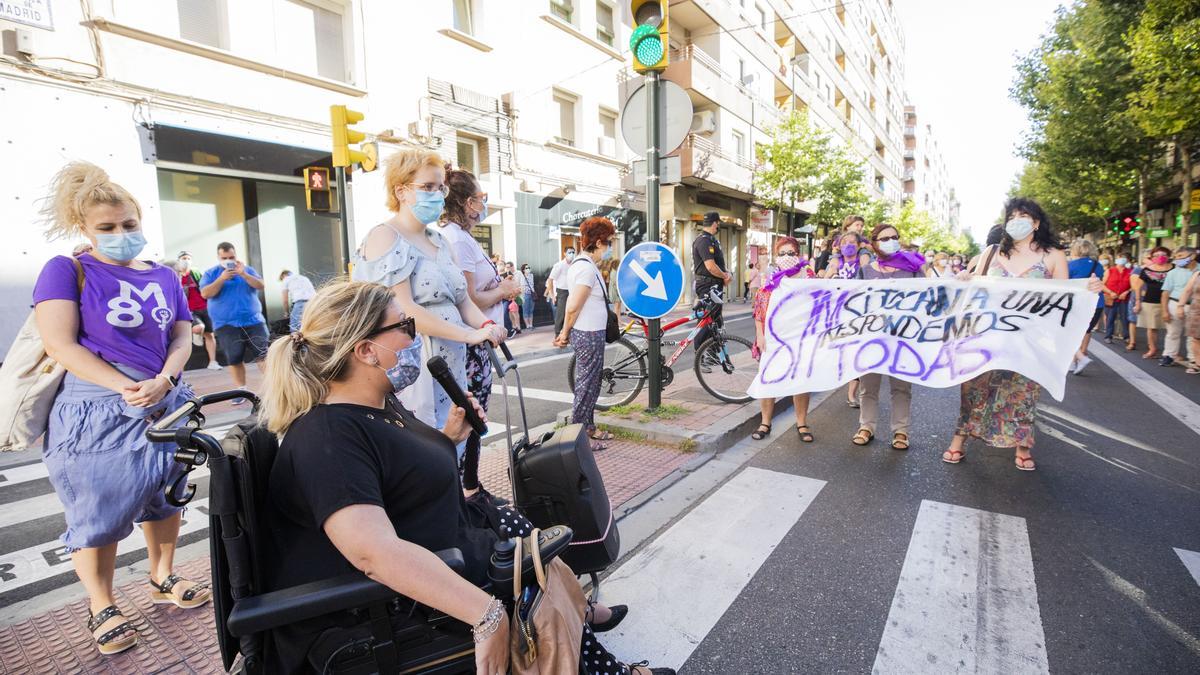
[481,320,496,328]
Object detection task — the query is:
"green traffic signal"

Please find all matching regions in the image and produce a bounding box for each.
[631,24,663,67]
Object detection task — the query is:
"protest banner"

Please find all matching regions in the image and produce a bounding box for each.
[747,277,1095,401]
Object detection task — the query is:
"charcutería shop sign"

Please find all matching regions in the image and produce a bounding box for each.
[748,278,1093,401]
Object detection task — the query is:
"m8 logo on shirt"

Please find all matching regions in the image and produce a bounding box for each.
[107,280,173,330]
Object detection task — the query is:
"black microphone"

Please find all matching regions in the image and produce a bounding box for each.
[427,356,488,435]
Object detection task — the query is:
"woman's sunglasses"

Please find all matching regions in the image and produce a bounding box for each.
[370,317,417,340]
[874,234,900,242]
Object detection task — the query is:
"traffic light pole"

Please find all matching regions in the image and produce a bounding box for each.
[646,70,662,410]
[335,165,351,273]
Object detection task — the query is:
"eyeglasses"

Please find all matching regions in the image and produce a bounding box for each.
[370,316,416,340]
[468,193,488,208]
[874,234,900,242]
[777,250,799,257]
[408,182,449,196]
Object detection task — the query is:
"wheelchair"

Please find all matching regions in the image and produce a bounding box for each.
[147,391,571,674]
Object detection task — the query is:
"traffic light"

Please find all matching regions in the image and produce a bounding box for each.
[330,105,377,171]
[304,167,331,212]
[630,1,668,73]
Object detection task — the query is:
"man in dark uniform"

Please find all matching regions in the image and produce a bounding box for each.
[692,212,731,364]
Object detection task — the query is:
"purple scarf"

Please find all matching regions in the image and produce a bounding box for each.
[876,250,926,274]
[762,260,809,292]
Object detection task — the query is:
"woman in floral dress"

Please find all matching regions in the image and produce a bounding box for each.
[944,198,1100,471]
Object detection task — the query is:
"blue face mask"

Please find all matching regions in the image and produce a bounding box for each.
[372,339,423,392]
[1174,257,1193,268]
[602,246,614,260]
[409,190,445,225]
[95,231,147,262]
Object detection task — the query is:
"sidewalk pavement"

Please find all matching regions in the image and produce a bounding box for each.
[0,302,764,673]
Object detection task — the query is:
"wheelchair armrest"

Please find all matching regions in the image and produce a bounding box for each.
[227,548,467,636]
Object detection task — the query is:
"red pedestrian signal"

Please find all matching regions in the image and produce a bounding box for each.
[304,167,331,212]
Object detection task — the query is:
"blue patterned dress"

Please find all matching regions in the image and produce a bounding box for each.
[352,225,469,431]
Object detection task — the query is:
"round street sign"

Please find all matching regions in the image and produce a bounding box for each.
[617,242,685,320]
[619,79,693,157]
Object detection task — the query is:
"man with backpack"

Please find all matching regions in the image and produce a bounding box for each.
[176,251,220,370]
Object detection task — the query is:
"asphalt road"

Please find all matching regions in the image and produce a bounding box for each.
[597,331,1200,673]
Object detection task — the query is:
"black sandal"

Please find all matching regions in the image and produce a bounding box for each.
[796,425,814,442]
[626,660,676,675]
[87,604,138,655]
[751,423,771,440]
[149,573,211,609]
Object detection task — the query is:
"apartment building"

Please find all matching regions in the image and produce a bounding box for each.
[903,105,956,231]
[0,0,644,350]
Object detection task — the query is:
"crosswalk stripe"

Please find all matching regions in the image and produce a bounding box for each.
[0,467,211,530]
[490,385,574,404]
[0,499,211,596]
[1176,548,1200,588]
[1090,341,1200,437]
[873,500,1048,674]
[597,467,826,669]
[0,424,233,490]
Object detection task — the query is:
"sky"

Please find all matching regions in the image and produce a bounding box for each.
[894,0,1065,243]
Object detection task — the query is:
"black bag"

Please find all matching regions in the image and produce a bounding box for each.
[489,345,620,575]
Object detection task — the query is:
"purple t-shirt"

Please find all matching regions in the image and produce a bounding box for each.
[33,254,192,377]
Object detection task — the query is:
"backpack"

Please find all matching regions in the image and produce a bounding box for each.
[0,257,85,451]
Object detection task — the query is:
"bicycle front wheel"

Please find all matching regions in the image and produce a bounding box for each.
[567,336,647,410]
[694,334,755,404]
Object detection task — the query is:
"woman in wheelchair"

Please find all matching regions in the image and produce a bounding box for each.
[258,280,670,675]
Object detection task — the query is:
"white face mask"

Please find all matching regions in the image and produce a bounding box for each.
[878,239,902,255]
[1005,217,1035,242]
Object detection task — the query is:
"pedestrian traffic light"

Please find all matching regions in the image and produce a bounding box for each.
[630,1,668,73]
[304,167,331,212]
[330,105,369,170]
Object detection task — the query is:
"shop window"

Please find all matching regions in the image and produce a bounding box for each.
[273,0,348,82]
[177,0,228,49]
[158,171,247,269]
[256,181,342,320]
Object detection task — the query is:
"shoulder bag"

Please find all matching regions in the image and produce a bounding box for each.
[510,530,586,674]
[0,257,85,451]
[571,259,620,343]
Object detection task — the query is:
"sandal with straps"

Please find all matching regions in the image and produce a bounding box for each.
[87,604,138,655]
[149,573,212,609]
[1014,455,1037,472]
[942,449,965,464]
[796,425,814,443]
[852,428,874,446]
[751,423,771,440]
[891,432,910,451]
[626,660,676,675]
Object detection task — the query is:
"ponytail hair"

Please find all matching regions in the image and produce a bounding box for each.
[258,280,396,435]
[441,164,479,228]
[38,161,142,240]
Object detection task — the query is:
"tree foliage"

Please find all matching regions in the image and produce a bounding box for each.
[892,201,973,254]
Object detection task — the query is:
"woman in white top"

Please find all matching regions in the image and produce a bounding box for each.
[926,252,954,279]
[554,217,616,451]
[436,166,520,505]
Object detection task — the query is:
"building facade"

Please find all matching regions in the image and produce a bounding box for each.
[902,104,956,231]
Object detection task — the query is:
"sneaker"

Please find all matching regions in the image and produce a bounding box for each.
[1073,355,1093,375]
[1103,337,1113,344]
[1159,356,1175,367]
[206,362,222,370]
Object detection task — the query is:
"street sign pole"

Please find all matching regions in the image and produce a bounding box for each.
[646,70,662,410]
[335,166,351,273]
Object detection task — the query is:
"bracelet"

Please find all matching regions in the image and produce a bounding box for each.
[481,320,496,328]
[471,596,504,643]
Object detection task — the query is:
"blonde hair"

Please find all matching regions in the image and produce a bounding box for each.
[383,148,444,212]
[258,279,395,435]
[38,161,142,240]
[1070,238,1098,259]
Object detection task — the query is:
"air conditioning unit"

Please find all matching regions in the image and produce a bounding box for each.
[691,110,716,134]
[741,73,756,86]
[598,137,616,157]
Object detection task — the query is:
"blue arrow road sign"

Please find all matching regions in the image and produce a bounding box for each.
[617,242,685,320]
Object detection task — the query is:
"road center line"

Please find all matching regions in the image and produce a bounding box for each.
[597,467,826,670]
[1090,341,1200,437]
[873,500,1049,675]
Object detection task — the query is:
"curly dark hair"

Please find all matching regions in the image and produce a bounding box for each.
[440,164,479,228]
[1000,197,1063,256]
[580,216,616,252]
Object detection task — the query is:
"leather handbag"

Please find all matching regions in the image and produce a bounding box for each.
[0,258,84,451]
[510,530,586,674]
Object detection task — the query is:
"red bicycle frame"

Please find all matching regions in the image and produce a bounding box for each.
[621,311,717,369]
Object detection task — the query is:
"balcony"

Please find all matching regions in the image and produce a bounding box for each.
[676,132,755,197]
[665,44,754,123]
[904,126,916,137]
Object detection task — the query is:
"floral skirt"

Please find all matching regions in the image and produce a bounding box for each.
[956,370,1040,449]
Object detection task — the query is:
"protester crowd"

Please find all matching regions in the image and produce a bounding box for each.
[16,153,1198,673]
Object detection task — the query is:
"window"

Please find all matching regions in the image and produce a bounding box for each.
[453,0,474,35]
[273,0,347,82]
[599,109,618,156]
[596,2,615,46]
[756,4,767,30]
[550,0,574,24]
[552,90,577,147]
[457,137,481,174]
[732,130,746,160]
[178,0,228,49]
[738,57,747,84]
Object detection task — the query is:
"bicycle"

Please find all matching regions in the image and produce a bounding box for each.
[567,288,755,408]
